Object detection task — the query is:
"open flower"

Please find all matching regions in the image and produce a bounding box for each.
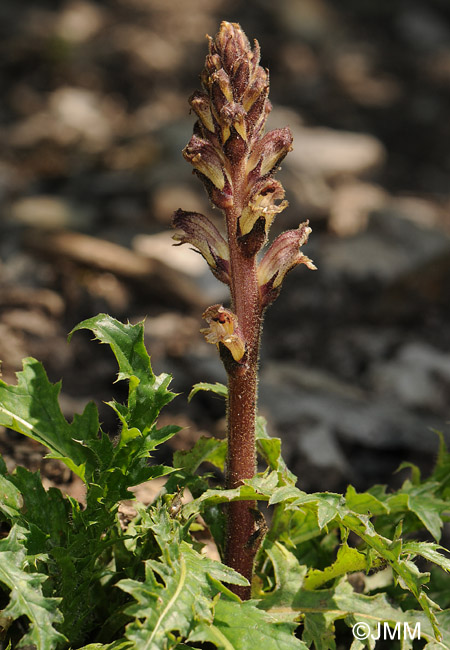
[258,222,316,307]
[239,178,288,238]
[200,304,246,362]
[172,209,230,284]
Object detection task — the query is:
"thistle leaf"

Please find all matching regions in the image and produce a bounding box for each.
[0,357,98,481]
[0,525,66,650]
[191,598,308,650]
[188,381,228,401]
[118,510,247,650]
[70,314,177,434]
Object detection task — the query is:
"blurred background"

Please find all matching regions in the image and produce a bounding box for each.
[1,0,450,499]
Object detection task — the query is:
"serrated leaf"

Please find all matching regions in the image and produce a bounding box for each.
[261,576,449,649]
[0,525,66,650]
[188,382,228,402]
[77,642,133,650]
[183,472,281,519]
[187,385,296,483]
[119,530,247,650]
[191,597,308,650]
[402,542,450,573]
[8,466,69,553]
[0,358,98,480]
[342,513,442,636]
[259,541,308,610]
[345,485,389,516]
[397,460,422,485]
[303,543,370,590]
[70,314,176,434]
[0,471,24,520]
[387,481,448,541]
[256,416,297,485]
[173,436,227,474]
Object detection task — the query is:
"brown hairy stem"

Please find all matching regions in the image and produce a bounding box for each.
[223,170,262,596]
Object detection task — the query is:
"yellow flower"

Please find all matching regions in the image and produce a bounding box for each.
[201,305,246,362]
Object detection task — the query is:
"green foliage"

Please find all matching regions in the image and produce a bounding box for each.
[0,315,449,649]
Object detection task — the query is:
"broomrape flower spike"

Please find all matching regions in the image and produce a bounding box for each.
[172,21,315,599]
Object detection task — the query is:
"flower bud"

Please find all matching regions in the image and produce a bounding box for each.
[211,21,252,75]
[231,56,251,101]
[258,222,316,307]
[201,304,246,362]
[172,209,230,284]
[189,91,215,133]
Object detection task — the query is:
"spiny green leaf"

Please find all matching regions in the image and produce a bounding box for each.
[119,537,247,649]
[70,314,176,434]
[303,543,372,590]
[0,470,24,520]
[345,485,389,516]
[258,541,308,610]
[402,541,450,573]
[188,381,228,402]
[0,525,66,650]
[0,358,98,481]
[397,460,422,485]
[76,642,133,650]
[187,385,295,482]
[191,597,308,650]
[7,465,69,552]
[261,576,449,649]
[182,472,280,519]
[256,416,297,485]
[387,481,448,541]
[173,436,227,474]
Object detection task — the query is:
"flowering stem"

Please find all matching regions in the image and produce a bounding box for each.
[223,163,262,598]
[173,21,315,600]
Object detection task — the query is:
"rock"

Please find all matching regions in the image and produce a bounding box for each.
[329,182,387,236]
[143,312,201,360]
[287,126,386,178]
[396,6,450,50]
[25,229,207,309]
[54,0,106,43]
[332,50,402,108]
[321,210,450,280]
[8,196,94,230]
[0,286,64,318]
[387,195,443,229]
[1,308,59,337]
[133,231,229,303]
[133,231,205,277]
[370,342,450,411]
[297,422,349,473]
[150,183,208,226]
[0,323,28,380]
[258,361,446,455]
[274,0,338,41]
